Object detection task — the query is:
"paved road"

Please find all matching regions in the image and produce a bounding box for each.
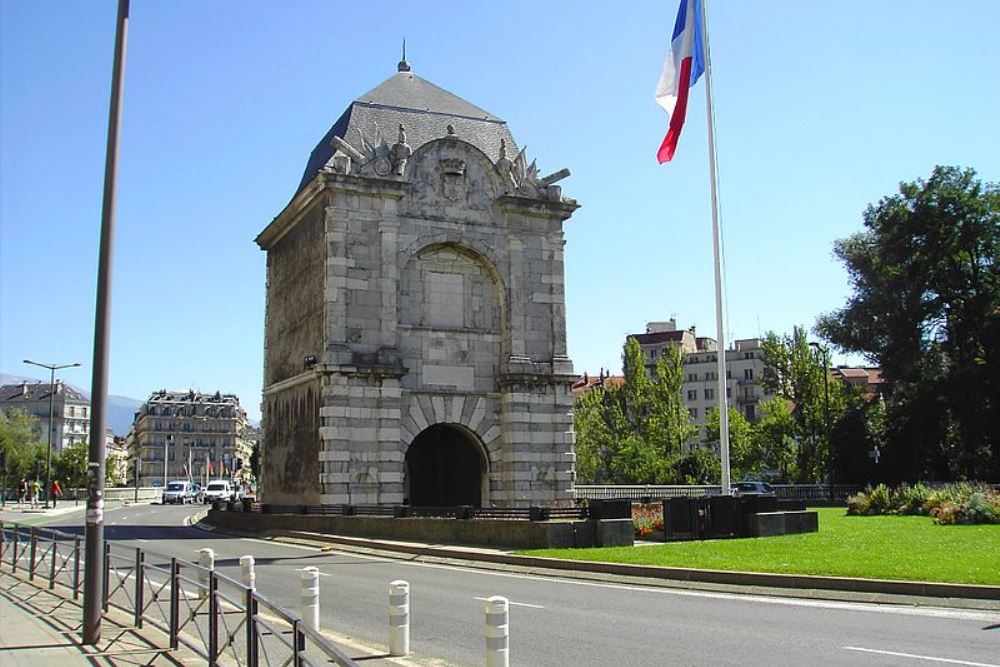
[16,503,1000,667]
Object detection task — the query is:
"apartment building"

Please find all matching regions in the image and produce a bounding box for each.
[0,381,90,451]
[629,319,771,444]
[131,389,251,486]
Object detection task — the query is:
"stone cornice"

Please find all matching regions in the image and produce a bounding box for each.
[496,194,580,220]
[255,173,409,250]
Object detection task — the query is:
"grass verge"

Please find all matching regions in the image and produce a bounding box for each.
[518,508,1000,585]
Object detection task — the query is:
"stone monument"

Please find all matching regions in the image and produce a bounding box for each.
[255,58,578,507]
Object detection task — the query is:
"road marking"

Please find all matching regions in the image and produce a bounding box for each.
[843,646,1000,666]
[473,596,544,609]
[307,547,1000,623]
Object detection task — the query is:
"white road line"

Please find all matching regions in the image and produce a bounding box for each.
[843,646,1000,666]
[306,546,1000,622]
[473,595,545,609]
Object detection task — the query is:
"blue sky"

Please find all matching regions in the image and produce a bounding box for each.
[3,1,999,423]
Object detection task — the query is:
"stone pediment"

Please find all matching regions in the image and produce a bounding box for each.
[405,138,499,220]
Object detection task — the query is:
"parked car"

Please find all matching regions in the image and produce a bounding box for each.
[162,480,197,504]
[203,480,234,504]
[733,481,774,495]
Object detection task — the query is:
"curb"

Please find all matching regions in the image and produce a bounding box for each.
[201,521,1000,605]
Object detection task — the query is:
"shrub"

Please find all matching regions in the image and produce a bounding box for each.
[846,482,999,524]
[846,491,871,515]
[895,482,930,515]
[868,484,892,514]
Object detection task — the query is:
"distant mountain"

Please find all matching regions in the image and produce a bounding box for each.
[1,373,143,436]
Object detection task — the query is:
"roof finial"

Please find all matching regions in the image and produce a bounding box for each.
[398,38,411,72]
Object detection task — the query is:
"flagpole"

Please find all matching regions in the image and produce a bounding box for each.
[699,0,732,495]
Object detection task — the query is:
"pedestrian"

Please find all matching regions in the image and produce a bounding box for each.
[17,477,27,509]
[51,479,62,507]
[30,478,41,509]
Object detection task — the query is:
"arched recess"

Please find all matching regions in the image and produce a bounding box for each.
[404,423,490,507]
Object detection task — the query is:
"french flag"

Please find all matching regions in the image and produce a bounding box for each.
[655,0,706,163]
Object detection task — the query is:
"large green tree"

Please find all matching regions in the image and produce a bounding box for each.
[703,406,760,480]
[0,409,46,484]
[760,327,847,482]
[816,166,1000,480]
[573,337,696,484]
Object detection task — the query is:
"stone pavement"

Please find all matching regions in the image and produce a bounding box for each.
[0,569,195,666]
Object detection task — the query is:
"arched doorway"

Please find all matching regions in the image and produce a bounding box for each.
[405,424,488,507]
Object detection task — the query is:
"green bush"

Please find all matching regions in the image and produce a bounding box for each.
[895,482,930,515]
[868,483,892,514]
[931,492,1000,525]
[846,491,871,515]
[845,482,1000,524]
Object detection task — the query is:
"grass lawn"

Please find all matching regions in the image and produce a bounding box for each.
[518,508,1000,585]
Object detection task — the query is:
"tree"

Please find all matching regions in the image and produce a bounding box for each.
[572,338,696,484]
[817,166,1000,480]
[0,410,46,483]
[704,406,760,480]
[53,441,89,491]
[760,327,846,482]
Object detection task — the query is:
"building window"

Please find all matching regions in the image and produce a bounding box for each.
[649,349,658,359]
[745,405,756,420]
[705,388,714,400]
[744,368,754,380]
[687,373,698,382]
[688,408,698,419]
[726,387,731,397]
[726,370,732,379]
[687,390,697,401]
[744,352,755,359]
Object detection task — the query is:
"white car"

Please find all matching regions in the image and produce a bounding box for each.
[162,480,196,504]
[203,480,234,503]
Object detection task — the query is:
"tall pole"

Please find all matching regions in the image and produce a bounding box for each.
[822,348,831,500]
[46,367,55,508]
[700,0,732,495]
[84,0,129,645]
[23,360,81,509]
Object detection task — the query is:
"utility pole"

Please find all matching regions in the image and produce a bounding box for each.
[84,0,129,645]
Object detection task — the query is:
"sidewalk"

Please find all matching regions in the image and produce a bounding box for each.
[0,570,194,666]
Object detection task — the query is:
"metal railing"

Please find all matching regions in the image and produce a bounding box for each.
[240,502,590,521]
[0,520,359,666]
[575,484,861,502]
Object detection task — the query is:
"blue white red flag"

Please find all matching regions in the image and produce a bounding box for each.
[655,0,706,163]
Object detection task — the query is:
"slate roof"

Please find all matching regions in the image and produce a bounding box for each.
[296,67,517,196]
[0,382,88,404]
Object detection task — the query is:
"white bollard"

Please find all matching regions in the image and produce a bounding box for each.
[197,548,215,600]
[484,595,509,667]
[388,580,410,656]
[300,567,320,632]
[240,555,256,591]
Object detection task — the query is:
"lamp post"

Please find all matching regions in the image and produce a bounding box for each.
[809,343,832,500]
[23,359,81,509]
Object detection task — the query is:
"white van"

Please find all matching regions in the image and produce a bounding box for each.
[203,480,234,503]
[162,480,196,504]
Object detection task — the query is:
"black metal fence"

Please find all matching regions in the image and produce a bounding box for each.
[0,520,359,666]
[234,502,591,521]
[574,484,861,503]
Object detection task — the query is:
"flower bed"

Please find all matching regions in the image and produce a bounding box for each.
[632,502,664,538]
[846,482,1000,524]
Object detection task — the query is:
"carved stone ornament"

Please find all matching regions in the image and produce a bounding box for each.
[440,158,466,201]
[390,124,413,176]
[495,138,516,191]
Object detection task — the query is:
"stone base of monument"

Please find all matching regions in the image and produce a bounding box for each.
[206,508,633,550]
[664,496,819,541]
[747,510,819,537]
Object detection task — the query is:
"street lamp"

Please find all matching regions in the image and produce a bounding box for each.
[808,343,832,500]
[24,359,81,509]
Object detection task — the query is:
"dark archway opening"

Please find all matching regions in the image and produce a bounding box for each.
[405,424,487,507]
